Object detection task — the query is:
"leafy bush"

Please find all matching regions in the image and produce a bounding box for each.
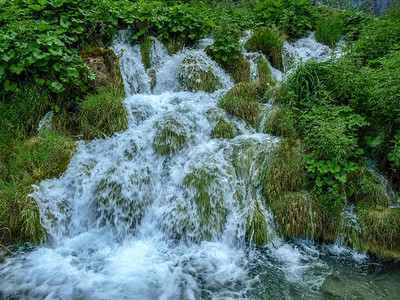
[254,0,313,38]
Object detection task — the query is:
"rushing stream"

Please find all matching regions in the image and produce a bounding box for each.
[1,31,400,299]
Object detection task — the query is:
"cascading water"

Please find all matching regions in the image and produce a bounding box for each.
[1,31,400,299]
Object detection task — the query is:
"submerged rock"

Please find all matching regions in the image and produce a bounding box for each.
[153,114,190,155]
[178,54,221,92]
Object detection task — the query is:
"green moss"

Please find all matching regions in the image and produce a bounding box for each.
[166,40,184,55]
[183,166,228,240]
[347,167,389,209]
[0,131,76,243]
[218,82,264,126]
[140,36,152,69]
[153,115,189,155]
[245,28,286,71]
[231,57,251,84]
[96,167,152,230]
[358,208,400,260]
[272,192,313,239]
[315,13,344,48]
[211,117,235,139]
[178,54,220,92]
[80,87,127,140]
[246,203,269,246]
[261,140,305,201]
[312,192,342,243]
[257,56,274,85]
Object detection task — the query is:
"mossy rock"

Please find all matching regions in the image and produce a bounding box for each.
[218,82,265,127]
[256,56,274,85]
[140,35,152,70]
[96,167,152,232]
[358,208,400,260]
[80,87,127,140]
[183,166,229,241]
[230,57,250,84]
[312,193,342,243]
[246,203,270,246]
[272,192,314,239]
[347,167,389,209]
[256,104,282,135]
[178,54,220,92]
[245,28,286,71]
[261,140,305,202]
[153,114,190,155]
[80,47,125,94]
[211,117,235,139]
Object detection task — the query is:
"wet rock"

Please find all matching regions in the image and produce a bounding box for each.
[80,47,125,94]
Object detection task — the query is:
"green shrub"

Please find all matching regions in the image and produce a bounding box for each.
[315,13,343,47]
[0,81,52,145]
[349,4,400,65]
[245,27,286,70]
[80,88,127,139]
[254,0,313,38]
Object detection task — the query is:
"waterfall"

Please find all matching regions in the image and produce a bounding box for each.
[1,31,398,299]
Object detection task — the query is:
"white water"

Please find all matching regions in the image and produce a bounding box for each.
[1,31,399,299]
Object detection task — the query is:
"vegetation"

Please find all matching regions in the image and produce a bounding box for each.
[245,27,286,70]
[211,117,235,139]
[178,54,220,92]
[218,82,265,126]
[1,0,400,260]
[153,115,190,155]
[80,87,127,139]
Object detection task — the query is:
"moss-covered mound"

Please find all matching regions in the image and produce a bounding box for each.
[183,165,229,241]
[272,192,313,239]
[80,87,128,140]
[178,54,220,92]
[245,28,286,71]
[153,115,190,155]
[211,117,235,139]
[246,203,269,246]
[140,35,153,69]
[261,140,305,201]
[257,56,274,85]
[218,82,265,126]
[358,208,400,260]
[80,47,125,94]
[230,57,251,84]
[347,167,389,208]
[96,167,152,232]
[0,131,76,243]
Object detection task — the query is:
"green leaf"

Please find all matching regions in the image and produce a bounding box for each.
[4,79,17,91]
[34,77,46,85]
[50,81,64,92]
[37,0,48,5]
[10,64,24,75]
